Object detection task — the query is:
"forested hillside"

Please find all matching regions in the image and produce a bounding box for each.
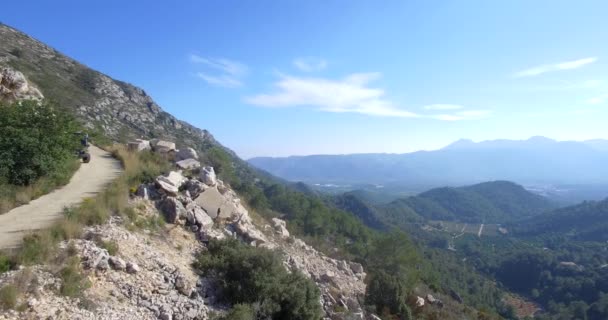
[513,198,608,241]
[374,181,555,224]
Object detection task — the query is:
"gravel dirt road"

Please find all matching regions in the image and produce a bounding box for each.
[0,146,122,249]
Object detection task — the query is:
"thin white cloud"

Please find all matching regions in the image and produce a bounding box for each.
[586,94,608,105]
[190,54,248,87]
[424,104,464,110]
[196,73,242,88]
[293,57,328,72]
[245,73,418,118]
[431,110,491,121]
[245,73,490,121]
[513,57,598,78]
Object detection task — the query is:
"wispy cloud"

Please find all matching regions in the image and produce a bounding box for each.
[586,93,608,105]
[513,57,598,78]
[245,73,489,121]
[424,104,464,110]
[190,54,248,87]
[431,110,491,121]
[293,57,328,72]
[195,73,242,88]
[245,73,418,117]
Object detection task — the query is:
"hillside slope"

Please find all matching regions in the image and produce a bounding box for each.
[0,23,217,152]
[378,181,555,224]
[513,198,608,241]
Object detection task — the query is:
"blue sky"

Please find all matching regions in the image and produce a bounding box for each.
[2,1,608,158]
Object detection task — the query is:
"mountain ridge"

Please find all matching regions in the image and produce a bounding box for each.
[248,136,608,188]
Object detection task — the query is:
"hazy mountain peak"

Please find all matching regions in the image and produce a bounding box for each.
[443,138,476,149]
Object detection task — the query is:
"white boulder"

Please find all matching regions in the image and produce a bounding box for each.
[176,158,201,170]
[200,166,217,186]
[271,218,290,238]
[127,139,151,152]
[176,147,199,161]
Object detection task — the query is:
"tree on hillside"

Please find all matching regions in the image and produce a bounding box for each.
[0,100,80,185]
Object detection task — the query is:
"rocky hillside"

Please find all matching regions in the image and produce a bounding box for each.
[0,146,368,319]
[0,23,216,151]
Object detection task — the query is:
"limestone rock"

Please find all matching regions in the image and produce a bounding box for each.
[155,171,186,196]
[184,179,207,198]
[200,166,217,186]
[176,159,200,170]
[153,140,176,153]
[127,139,151,152]
[159,197,186,224]
[271,218,290,238]
[126,262,140,274]
[193,187,240,220]
[416,296,425,307]
[109,256,126,271]
[349,262,364,274]
[185,203,214,229]
[0,67,44,102]
[175,147,199,161]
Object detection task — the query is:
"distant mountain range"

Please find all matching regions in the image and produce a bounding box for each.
[249,137,608,192]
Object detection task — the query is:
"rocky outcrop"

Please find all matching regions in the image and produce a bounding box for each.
[0,66,43,102]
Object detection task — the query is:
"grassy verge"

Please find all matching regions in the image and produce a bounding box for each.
[0,146,171,308]
[0,159,80,214]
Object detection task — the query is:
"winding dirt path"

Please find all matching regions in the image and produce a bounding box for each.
[0,146,122,249]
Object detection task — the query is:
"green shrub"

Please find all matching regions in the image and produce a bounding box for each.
[0,100,80,186]
[59,256,90,297]
[195,239,322,320]
[0,253,14,273]
[222,304,256,320]
[99,240,119,256]
[0,284,18,310]
[17,233,55,265]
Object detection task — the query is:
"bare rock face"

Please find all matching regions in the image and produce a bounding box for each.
[0,66,44,102]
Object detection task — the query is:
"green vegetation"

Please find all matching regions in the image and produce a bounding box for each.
[0,100,81,213]
[195,239,322,320]
[412,181,554,223]
[514,198,608,241]
[59,256,91,297]
[98,240,119,256]
[0,284,18,310]
[205,147,507,318]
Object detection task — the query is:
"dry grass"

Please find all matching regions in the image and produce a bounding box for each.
[0,160,80,214]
